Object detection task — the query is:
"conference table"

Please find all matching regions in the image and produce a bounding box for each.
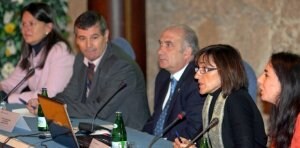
[0,104,172,148]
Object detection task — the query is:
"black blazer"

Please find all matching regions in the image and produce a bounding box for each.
[143,62,205,141]
[208,89,267,148]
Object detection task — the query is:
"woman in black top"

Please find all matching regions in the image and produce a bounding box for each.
[174,44,267,148]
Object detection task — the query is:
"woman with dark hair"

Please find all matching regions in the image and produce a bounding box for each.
[0,2,74,103]
[174,44,267,148]
[258,52,300,148]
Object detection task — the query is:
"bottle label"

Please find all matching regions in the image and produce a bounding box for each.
[38,116,47,128]
[112,141,127,148]
[113,123,118,128]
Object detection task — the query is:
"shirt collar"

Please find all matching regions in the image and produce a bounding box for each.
[83,44,107,71]
[210,88,222,98]
[171,64,188,81]
[31,37,47,56]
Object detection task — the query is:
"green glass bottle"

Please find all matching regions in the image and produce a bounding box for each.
[37,88,48,131]
[111,112,127,148]
[199,137,209,148]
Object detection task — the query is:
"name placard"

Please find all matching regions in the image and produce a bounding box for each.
[0,110,31,132]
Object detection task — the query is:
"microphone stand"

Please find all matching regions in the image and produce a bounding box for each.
[185,118,219,148]
[148,112,186,148]
[91,83,127,132]
[78,82,127,134]
[1,68,35,103]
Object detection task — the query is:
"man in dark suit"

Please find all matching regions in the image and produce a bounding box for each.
[27,11,150,130]
[143,25,204,140]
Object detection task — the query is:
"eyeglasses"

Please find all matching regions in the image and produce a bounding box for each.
[195,67,218,74]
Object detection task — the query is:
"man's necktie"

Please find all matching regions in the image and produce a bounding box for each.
[154,77,178,136]
[87,62,95,89]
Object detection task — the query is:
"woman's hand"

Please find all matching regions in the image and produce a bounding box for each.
[26,98,38,115]
[173,137,196,148]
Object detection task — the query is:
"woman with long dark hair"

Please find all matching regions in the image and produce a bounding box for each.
[0,2,74,103]
[258,52,300,148]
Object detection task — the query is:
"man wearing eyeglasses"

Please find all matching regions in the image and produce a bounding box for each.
[143,25,204,141]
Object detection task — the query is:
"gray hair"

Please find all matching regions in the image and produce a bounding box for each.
[166,24,199,55]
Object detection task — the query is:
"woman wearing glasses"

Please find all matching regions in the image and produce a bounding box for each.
[174,44,266,148]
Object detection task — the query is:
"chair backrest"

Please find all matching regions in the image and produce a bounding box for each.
[243,61,257,101]
[111,37,136,60]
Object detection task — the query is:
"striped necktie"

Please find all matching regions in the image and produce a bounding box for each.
[87,62,95,89]
[154,77,178,136]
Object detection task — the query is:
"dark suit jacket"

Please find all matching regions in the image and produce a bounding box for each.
[55,43,150,130]
[143,62,204,141]
[208,89,267,148]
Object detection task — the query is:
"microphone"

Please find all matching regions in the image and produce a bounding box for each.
[2,68,35,102]
[185,118,219,148]
[78,82,127,135]
[148,111,186,148]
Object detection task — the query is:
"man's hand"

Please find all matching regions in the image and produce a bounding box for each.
[173,137,195,148]
[27,98,38,115]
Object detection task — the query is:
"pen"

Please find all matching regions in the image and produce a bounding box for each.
[176,131,183,143]
[19,98,36,110]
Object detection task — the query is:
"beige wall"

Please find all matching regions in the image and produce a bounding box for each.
[67,0,87,51]
[69,0,300,132]
[146,0,300,132]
